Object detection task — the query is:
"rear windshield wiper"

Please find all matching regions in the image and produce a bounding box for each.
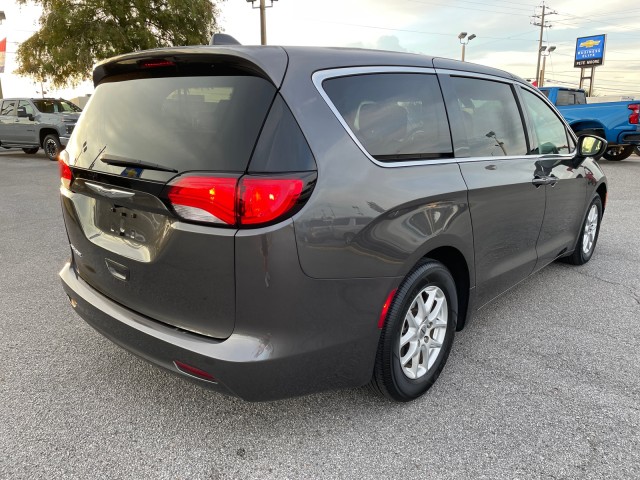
[100,155,178,173]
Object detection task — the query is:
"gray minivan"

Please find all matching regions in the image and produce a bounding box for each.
[59,46,607,401]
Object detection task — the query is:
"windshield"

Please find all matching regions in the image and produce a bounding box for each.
[33,99,82,113]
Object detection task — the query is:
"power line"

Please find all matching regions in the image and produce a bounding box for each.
[408,0,533,17]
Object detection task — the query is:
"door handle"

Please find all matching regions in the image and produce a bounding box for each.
[532,176,548,187]
[532,175,558,187]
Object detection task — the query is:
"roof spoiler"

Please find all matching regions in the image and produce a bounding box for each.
[210,34,242,46]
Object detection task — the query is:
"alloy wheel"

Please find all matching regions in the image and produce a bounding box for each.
[582,204,598,255]
[399,285,448,379]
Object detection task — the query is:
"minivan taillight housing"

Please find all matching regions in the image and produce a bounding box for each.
[58,150,73,190]
[628,104,639,124]
[167,173,315,228]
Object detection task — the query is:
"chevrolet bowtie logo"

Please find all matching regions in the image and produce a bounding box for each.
[580,39,601,48]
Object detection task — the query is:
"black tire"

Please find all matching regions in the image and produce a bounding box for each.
[561,195,603,266]
[370,259,457,402]
[602,145,634,161]
[635,146,640,156]
[43,134,62,161]
[22,147,39,154]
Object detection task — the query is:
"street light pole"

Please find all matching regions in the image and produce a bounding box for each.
[458,32,476,62]
[539,45,556,87]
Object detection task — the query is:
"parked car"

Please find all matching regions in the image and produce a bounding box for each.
[0,97,81,160]
[539,86,639,161]
[58,46,608,402]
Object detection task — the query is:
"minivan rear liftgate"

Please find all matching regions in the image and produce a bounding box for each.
[59,52,317,339]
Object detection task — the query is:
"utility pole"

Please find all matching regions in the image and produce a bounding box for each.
[246,0,278,45]
[532,2,556,85]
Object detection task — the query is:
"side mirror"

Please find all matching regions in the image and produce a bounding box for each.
[17,107,35,121]
[575,134,607,163]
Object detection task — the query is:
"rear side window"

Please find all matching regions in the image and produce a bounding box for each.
[521,89,573,155]
[556,90,587,106]
[69,75,276,173]
[449,77,527,157]
[248,95,316,172]
[322,73,452,161]
[33,99,81,113]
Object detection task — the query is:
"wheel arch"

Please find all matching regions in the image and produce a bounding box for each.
[39,128,59,146]
[421,246,471,331]
[570,121,606,136]
[596,182,607,213]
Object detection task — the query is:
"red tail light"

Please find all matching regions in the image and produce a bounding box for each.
[628,104,639,124]
[167,174,313,227]
[168,176,237,225]
[58,150,73,190]
[239,178,304,225]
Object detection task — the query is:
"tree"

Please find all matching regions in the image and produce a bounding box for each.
[16,0,223,87]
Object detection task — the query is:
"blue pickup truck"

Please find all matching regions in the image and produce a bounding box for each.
[539,86,640,161]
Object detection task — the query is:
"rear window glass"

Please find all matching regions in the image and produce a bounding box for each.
[33,99,81,113]
[322,73,452,161]
[556,90,586,106]
[68,75,276,174]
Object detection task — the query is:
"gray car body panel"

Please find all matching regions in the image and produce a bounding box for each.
[59,45,607,400]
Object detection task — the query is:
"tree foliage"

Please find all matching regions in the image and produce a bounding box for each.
[16,0,223,87]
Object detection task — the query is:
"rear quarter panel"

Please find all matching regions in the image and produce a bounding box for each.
[278,60,475,281]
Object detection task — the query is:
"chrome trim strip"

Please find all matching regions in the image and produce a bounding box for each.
[433,68,518,84]
[312,66,578,167]
[85,181,136,199]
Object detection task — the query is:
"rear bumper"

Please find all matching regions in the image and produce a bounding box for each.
[59,136,71,147]
[618,132,640,145]
[60,261,388,401]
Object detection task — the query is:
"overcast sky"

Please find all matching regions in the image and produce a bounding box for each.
[1,0,638,99]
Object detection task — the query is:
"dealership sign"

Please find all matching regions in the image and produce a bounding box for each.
[574,34,606,68]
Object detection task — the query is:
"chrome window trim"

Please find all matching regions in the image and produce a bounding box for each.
[312,66,577,167]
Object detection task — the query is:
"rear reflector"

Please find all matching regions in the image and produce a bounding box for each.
[628,104,639,125]
[173,360,217,383]
[58,150,73,190]
[167,174,311,227]
[378,289,397,329]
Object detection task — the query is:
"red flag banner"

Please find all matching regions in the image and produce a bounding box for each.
[0,38,6,74]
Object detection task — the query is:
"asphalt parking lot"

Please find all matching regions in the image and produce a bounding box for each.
[1,150,638,479]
